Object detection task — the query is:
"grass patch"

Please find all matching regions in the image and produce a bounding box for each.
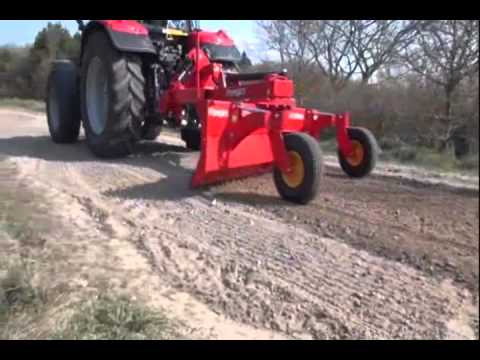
[319,135,478,174]
[380,145,479,174]
[0,177,49,245]
[0,97,45,113]
[0,175,49,338]
[0,264,178,340]
[0,265,46,315]
[457,153,479,171]
[0,160,56,339]
[0,263,48,339]
[52,295,179,340]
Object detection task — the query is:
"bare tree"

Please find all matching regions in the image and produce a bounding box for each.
[256,20,288,65]
[402,20,479,145]
[258,20,360,92]
[259,20,414,92]
[304,20,359,92]
[256,20,316,70]
[256,20,319,104]
[347,20,421,84]
[256,20,479,154]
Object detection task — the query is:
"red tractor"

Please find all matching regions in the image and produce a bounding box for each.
[46,20,379,204]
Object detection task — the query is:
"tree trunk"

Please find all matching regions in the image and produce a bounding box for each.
[361,73,370,85]
[437,86,453,152]
[445,87,452,122]
[279,49,285,68]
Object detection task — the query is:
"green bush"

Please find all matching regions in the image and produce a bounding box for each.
[0,22,80,100]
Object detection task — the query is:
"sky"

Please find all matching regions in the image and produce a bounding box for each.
[0,20,272,63]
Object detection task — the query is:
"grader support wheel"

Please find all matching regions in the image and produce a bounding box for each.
[274,133,323,204]
[339,127,378,178]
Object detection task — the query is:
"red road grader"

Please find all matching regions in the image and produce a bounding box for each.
[46,20,379,204]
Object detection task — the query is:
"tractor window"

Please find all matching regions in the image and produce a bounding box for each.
[202,44,242,63]
[140,20,168,28]
[139,20,198,32]
[167,20,192,31]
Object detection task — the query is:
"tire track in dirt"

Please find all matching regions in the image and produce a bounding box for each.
[93,161,475,340]
[152,199,475,338]
[215,169,479,297]
[0,109,477,339]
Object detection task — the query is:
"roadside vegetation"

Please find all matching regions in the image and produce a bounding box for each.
[0,98,45,112]
[0,158,179,340]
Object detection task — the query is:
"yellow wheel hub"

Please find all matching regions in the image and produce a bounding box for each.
[346,140,364,167]
[282,151,305,188]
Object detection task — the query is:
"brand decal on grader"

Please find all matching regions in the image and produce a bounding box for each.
[208,108,229,118]
[226,88,247,97]
[289,113,304,120]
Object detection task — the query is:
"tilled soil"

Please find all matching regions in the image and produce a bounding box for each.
[216,167,479,297]
[0,108,478,339]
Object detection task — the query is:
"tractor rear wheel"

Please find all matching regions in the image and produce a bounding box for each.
[80,30,146,158]
[142,122,162,140]
[338,127,378,178]
[46,60,81,143]
[273,133,323,204]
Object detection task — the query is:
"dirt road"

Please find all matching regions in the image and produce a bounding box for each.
[0,108,478,339]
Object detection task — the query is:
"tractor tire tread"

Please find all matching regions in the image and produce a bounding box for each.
[338,127,378,178]
[274,132,323,204]
[46,60,81,144]
[80,30,146,159]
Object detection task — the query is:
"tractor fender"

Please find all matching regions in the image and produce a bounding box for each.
[80,20,156,60]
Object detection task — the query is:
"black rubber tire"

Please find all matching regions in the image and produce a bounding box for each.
[80,30,146,158]
[273,133,323,204]
[46,60,81,143]
[338,127,378,178]
[181,128,201,151]
[142,124,162,140]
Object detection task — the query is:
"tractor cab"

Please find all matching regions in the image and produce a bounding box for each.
[140,20,243,65]
[193,30,243,65]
